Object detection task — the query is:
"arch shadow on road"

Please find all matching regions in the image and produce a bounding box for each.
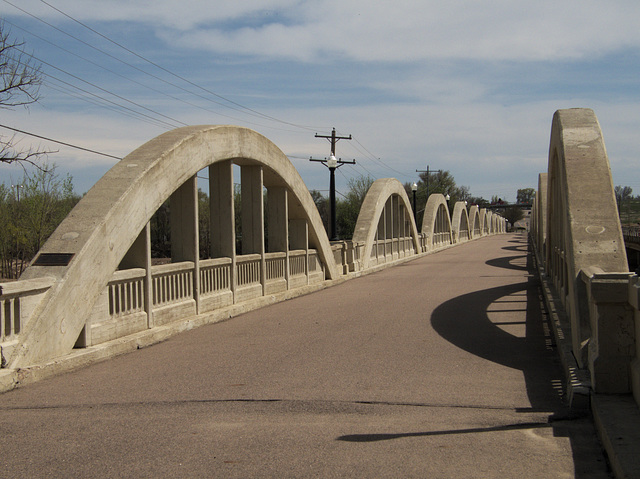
[338,235,608,478]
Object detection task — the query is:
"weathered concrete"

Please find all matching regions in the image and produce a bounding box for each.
[545,109,628,368]
[0,234,612,478]
[531,108,640,477]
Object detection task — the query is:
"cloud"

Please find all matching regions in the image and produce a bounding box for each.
[12,0,640,63]
[128,1,640,62]
[5,0,640,202]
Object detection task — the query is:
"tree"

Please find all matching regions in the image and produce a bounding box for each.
[517,188,535,205]
[502,206,525,229]
[336,175,374,239]
[615,185,633,223]
[310,189,329,231]
[0,22,46,166]
[467,196,489,207]
[405,170,473,229]
[615,185,633,206]
[198,188,210,259]
[0,163,79,279]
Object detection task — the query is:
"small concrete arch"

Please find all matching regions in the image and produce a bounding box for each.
[451,202,470,243]
[545,108,628,367]
[352,178,421,269]
[421,194,453,250]
[486,211,494,235]
[12,125,338,368]
[468,205,481,239]
[479,208,489,235]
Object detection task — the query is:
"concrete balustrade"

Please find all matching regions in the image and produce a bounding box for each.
[0,277,54,366]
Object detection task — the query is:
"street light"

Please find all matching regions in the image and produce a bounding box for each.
[411,182,418,219]
[309,154,355,241]
[11,184,23,202]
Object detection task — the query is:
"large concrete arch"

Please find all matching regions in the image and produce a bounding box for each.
[545,108,627,367]
[421,194,453,250]
[12,125,338,368]
[451,201,470,243]
[352,178,421,269]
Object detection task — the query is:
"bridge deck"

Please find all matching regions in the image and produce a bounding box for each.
[0,234,611,477]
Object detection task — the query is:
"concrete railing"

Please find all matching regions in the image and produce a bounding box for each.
[0,277,55,366]
[75,249,329,349]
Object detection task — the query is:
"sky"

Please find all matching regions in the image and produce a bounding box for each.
[2,0,640,202]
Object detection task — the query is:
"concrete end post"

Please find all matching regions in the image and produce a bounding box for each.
[584,269,635,393]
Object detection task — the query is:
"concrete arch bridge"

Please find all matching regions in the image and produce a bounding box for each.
[530,108,640,476]
[0,125,505,373]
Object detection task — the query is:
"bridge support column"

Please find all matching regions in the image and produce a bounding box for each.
[289,219,309,284]
[392,196,400,259]
[170,176,200,311]
[210,161,236,297]
[267,186,289,286]
[627,277,640,406]
[241,165,265,293]
[267,187,288,253]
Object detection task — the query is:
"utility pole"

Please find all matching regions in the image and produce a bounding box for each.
[416,166,443,200]
[310,128,355,241]
[315,127,351,156]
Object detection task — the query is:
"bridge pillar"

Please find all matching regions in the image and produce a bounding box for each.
[240,165,265,255]
[170,175,200,311]
[289,219,309,284]
[170,176,198,263]
[582,269,635,393]
[119,223,153,329]
[210,160,236,300]
[241,165,266,294]
[209,161,235,259]
[289,219,308,250]
[267,187,288,253]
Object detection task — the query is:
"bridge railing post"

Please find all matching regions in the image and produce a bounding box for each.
[0,277,54,364]
[580,267,635,394]
[627,276,640,407]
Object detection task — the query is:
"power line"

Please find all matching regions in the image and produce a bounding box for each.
[3,18,258,125]
[0,123,123,160]
[350,137,413,179]
[3,1,397,186]
[16,48,187,128]
[37,0,322,131]
[1,0,274,126]
[10,0,326,132]
[44,79,175,129]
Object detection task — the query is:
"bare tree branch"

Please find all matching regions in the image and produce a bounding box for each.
[0,21,46,166]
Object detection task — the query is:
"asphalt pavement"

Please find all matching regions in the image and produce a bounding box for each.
[0,233,612,478]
